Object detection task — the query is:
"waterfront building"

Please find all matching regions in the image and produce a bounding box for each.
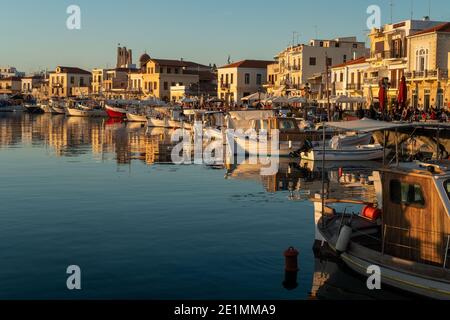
[0,66,25,78]
[91,68,106,95]
[0,77,22,95]
[405,22,450,110]
[365,19,444,108]
[49,66,92,98]
[331,57,370,109]
[21,75,44,95]
[266,37,368,97]
[140,54,210,101]
[217,60,273,105]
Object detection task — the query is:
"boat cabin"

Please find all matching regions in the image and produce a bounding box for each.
[377,161,450,267]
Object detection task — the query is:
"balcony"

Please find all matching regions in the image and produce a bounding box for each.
[288,65,301,72]
[363,78,380,85]
[405,69,449,80]
[346,83,362,91]
[370,50,407,60]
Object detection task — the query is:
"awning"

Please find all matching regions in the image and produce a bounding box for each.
[325,118,412,132]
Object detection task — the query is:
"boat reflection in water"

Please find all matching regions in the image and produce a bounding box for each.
[0,113,421,299]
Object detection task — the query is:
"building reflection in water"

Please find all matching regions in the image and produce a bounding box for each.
[0,114,381,202]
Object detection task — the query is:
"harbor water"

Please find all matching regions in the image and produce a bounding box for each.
[0,113,408,299]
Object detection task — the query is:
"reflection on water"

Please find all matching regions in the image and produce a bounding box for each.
[0,113,407,299]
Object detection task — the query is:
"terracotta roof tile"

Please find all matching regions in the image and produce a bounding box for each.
[411,22,450,37]
[332,57,367,69]
[219,60,274,69]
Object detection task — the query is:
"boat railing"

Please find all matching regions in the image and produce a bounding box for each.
[383,225,450,269]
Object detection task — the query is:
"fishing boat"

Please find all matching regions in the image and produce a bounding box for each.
[126,112,148,122]
[314,160,450,299]
[24,103,43,114]
[105,104,128,118]
[225,110,305,157]
[148,117,168,128]
[66,100,106,117]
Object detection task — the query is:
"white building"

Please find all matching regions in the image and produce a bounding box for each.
[217,60,273,105]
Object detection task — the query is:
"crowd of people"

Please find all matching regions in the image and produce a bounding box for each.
[358,105,450,123]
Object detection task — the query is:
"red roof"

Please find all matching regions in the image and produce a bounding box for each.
[411,22,450,36]
[219,60,274,69]
[332,57,367,69]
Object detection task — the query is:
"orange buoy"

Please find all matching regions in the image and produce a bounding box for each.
[361,206,382,220]
[284,247,299,272]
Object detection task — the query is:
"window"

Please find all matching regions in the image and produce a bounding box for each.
[256,74,262,85]
[319,41,324,47]
[343,55,347,63]
[70,77,75,85]
[416,49,429,72]
[167,68,172,74]
[245,73,250,85]
[226,74,229,84]
[309,57,316,66]
[445,180,450,201]
[390,180,425,207]
[80,78,84,86]
[231,74,234,84]
[353,43,358,48]
[340,73,344,82]
[164,82,168,90]
[175,68,179,74]
[154,82,157,90]
[279,119,297,130]
[326,58,332,67]
[160,67,164,74]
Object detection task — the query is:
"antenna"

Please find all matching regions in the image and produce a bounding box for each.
[410,0,414,20]
[389,0,394,24]
[428,0,431,19]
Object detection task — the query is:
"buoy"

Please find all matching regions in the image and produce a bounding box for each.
[284,247,299,272]
[361,206,382,220]
[336,225,353,253]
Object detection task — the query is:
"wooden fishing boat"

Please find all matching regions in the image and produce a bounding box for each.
[313,160,450,299]
[105,105,127,118]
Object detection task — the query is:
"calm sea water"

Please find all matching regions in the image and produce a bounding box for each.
[0,113,406,300]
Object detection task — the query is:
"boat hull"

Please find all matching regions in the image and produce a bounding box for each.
[126,113,148,122]
[66,108,107,117]
[302,145,385,161]
[105,105,127,118]
[228,133,303,157]
[341,250,450,300]
[148,118,167,128]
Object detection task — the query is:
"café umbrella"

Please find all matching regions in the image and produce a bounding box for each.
[378,81,386,113]
[397,76,407,109]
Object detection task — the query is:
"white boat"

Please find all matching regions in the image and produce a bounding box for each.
[66,106,107,117]
[39,103,54,114]
[148,117,168,128]
[225,111,304,157]
[51,106,66,115]
[126,112,148,122]
[302,144,386,161]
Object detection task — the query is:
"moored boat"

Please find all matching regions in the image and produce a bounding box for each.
[105,105,127,118]
[314,160,450,299]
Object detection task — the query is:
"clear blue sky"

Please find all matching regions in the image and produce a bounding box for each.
[1,0,449,73]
